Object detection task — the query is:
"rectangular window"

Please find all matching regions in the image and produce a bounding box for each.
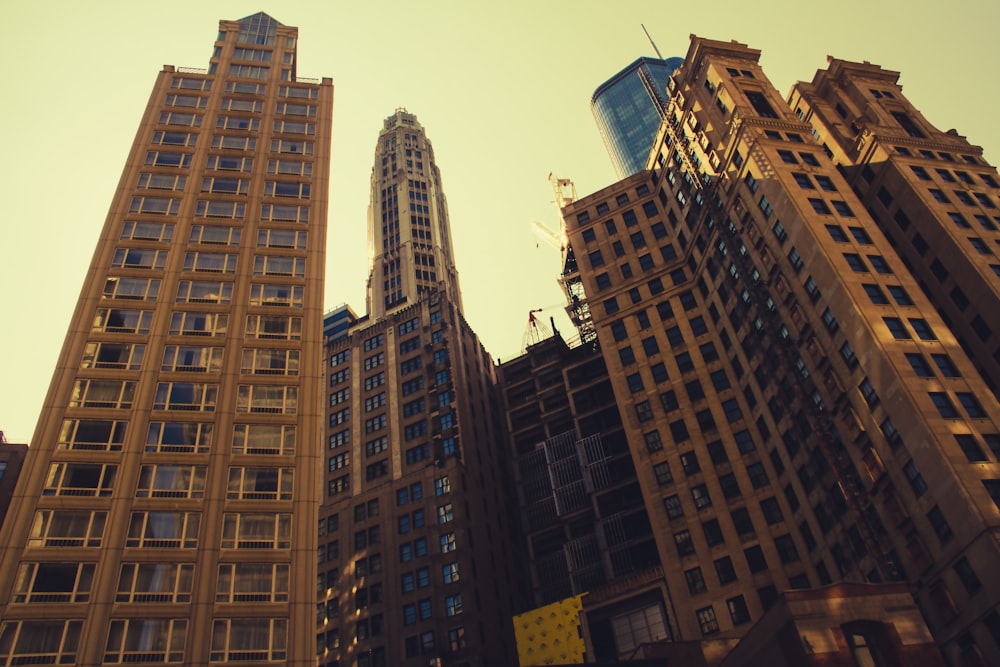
[210,619,286,663]
[0,621,84,665]
[126,511,200,548]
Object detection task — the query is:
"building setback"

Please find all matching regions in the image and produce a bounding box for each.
[0,13,331,665]
[560,35,1000,665]
[317,111,524,667]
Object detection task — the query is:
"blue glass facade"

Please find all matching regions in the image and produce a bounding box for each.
[591,56,683,178]
[323,303,358,341]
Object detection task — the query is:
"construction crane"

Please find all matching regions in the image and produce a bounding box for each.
[521,308,553,351]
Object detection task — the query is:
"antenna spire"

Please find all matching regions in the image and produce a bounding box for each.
[641,23,664,59]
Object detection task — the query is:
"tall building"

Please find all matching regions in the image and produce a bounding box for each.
[591,56,684,179]
[0,13,331,665]
[317,112,523,667]
[788,61,1000,399]
[366,110,462,318]
[560,35,1000,665]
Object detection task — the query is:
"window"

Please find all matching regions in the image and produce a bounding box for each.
[714,557,736,585]
[840,342,858,369]
[747,462,769,489]
[744,545,767,572]
[949,212,971,228]
[906,353,933,377]
[832,200,854,217]
[927,505,953,543]
[685,567,707,594]
[954,557,982,593]
[955,435,987,462]
[863,284,888,304]
[775,534,800,564]
[931,354,960,377]
[909,318,937,340]
[804,276,821,302]
[697,606,720,635]
[653,461,672,485]
[437,503,454,524]
[680,451,700,475]
[691,484,712,509]
[822,308,839,333]
[859,377,879,407]
[843,253,867,272]
[930,392,958,418]
[957,392,986,418]
[674,529,695,556]
[721,399,742,423]
[760,497,784,524]
[869,255,892,274]
[810,198,832,215]
[930,188,950,203]
[663,495,684,519]
[727,595,751,625]
[883,317,910,339]
[746,91,778,118]
[772,220,787,243]
[826,225,848,242]
[984,480,1000,510]
[777,150,797,164]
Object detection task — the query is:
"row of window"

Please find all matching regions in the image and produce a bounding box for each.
[27,510,291,549]
[102,278,304,307]
[70,379,300,414]
[152,132,314,157]
[92,309,301,343]
[0,618,288,663]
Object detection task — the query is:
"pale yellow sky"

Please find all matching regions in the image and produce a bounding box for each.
[1,0,997,443]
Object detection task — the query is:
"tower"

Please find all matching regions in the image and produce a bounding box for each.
[591,56,684,179]
[561,35,1000,663]
[789,61,1000,401]
[366,109,462,318]
[318,112,523,667]
[0,13,331,665]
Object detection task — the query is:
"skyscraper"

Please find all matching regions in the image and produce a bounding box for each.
[366,110,462,318]
[789,61,1000,400]
[561,35,1000,664]
[591,56,684,179]
[0,13,331,665]
[317,111,523,667]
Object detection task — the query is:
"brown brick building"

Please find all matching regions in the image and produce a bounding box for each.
[558,35,1000,665]
[789,60,1000,401]
[0,13,331,664]
[317,112,524,667]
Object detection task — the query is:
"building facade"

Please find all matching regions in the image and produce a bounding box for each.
[499,334,672,661]
[562,36,1000,665]
[789,61,1000,400]
[317,112,523,667]
[591,56,684,179]
[0,13,331,665]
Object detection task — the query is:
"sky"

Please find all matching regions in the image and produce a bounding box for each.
[1,0,998,444]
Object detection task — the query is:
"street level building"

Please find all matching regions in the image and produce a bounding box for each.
[317,111,523,667]
[592,56,684,179]
[560,35,1000,665]
[0,13,331,665]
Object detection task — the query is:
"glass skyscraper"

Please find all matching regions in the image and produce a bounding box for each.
[591,56,684,178]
